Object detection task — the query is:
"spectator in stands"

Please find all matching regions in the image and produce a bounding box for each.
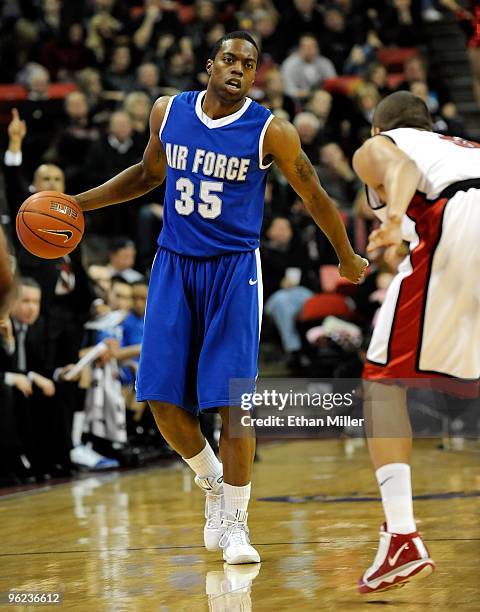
[396,55,450,105]
[104,44,136,93]
[293,111,322,165]
[42,22,95,81]
[262,217,315,371]
[84,111,144,236]
[263,68,296,120]
[364,62,392,98]
[76,67,113,124]
[252,10,283,63]
[0,18,39,82]
[132,0,183,53]
[47,91,100,193]
[36,0,62,42]
[410,80,467,136]
[321,6,359,74]
[307,89,335,143]
[123,91,151,140]
[163,45,195,91]
[106,238,144,284]
[136,62,163,101]
[280,0,324,51]
[0,278,59,482]
[316,142,361,210]
[85,5,124,65]
[281,34,337,100]
[379,0,423,47]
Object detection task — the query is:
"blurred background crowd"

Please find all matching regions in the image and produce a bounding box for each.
[0,0,476,486]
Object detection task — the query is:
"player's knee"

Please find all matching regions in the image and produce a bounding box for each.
[148,401,178,428]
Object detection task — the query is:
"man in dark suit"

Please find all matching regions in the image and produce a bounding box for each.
[3,109,97,475]
[0,278,57,483]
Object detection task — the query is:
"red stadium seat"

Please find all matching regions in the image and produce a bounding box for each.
[0,85,27,101]
[47,83,77,98]
[376,48,418,71]
[323,76,362,96]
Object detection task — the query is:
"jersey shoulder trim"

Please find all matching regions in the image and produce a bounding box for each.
[259,114,274,169]
[159,95,176,142]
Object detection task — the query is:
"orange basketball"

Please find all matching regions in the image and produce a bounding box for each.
[16,191,84,259]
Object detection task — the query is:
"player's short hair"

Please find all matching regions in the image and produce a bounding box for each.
[372,91,433,132]
[210,31,259,61]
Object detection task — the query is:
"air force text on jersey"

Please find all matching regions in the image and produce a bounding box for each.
[165,143,251,182]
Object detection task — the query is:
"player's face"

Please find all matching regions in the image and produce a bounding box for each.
[207,39,258,103]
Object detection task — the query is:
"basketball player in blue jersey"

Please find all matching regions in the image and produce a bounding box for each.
[74,31,368,564]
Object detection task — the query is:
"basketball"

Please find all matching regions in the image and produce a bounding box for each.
[16,191,84,259]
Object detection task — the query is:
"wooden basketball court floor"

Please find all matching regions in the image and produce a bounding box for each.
[0,439,478,611]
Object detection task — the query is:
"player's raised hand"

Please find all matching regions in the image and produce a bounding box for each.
[7,108,27,148]
[367,218,403,253]
[339,253,369,284]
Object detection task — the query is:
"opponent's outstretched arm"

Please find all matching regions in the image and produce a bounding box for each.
[74,97,170,212]
[353,136,421,252]
[264,117,367,283]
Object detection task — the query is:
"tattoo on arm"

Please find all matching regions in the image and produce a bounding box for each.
[294,152,315,181]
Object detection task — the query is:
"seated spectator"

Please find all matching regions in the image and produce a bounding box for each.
[84,111,144,236]
[163,45,195,91]
[281,34,337,101]
[16,63,63,175]
[263,68,297,120]
[106,238,144,284]
[46,91,100,193]
[42,22,95,81]
[410,81,467,137]
[136,61,163,101]
[396,55,451,106]
[349,83,381,145]
[85,5,124,65]
[279,0,324,52]
[364,62,392,98]
[316,142,361,211]
[252,9,283,63]
[262,217,315,371]
[104,45,137,93]
[379,0,423,47]
[293,112,322,165]
[76,67,114,124]
[0,278,70,483]
[132,0,184,53]
[306,89,335,143]
[123,91,151,141]
[321,6,360,74]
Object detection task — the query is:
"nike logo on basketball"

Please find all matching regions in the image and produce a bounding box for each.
[388,543,408,566]
[39,229,73,243]
[249,278,258,285]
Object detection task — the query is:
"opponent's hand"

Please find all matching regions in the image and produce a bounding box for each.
[367,218,403,253]
[339,253,369,284]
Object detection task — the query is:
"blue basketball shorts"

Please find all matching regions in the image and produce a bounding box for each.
[136,247,263,414]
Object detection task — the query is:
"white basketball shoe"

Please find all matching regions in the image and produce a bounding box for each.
[219,510,261,564]
[195,474,224,551]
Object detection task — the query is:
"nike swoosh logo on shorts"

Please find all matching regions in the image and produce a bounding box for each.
[249,278,258,285]
[388,543,408,566]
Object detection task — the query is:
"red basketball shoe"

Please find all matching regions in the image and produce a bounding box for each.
[359,523,435,594]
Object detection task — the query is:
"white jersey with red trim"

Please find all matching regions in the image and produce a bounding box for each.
[380,128,480,198]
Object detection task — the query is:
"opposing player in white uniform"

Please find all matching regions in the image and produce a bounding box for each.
[353,91,480,593]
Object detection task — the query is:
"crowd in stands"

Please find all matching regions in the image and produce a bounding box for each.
[0,0,468,486]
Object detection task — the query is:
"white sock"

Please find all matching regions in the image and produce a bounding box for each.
[182,442,222,478]
[376,463,416,534]
[224,482,251,516]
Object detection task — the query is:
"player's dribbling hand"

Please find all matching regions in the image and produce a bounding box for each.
[338,253,369,284]
[367,218,403,253]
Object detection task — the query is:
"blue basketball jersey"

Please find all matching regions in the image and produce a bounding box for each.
[157,90,273,257]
